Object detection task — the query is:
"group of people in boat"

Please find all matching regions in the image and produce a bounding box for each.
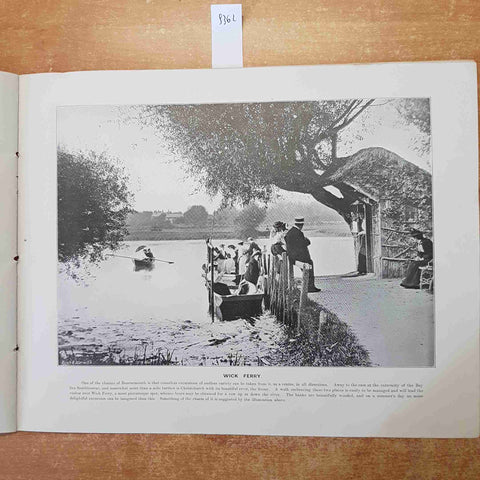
[205,237,264,297]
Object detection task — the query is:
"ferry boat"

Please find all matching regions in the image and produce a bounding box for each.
[204,244,264,321]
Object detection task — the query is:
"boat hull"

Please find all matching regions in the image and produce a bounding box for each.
[218,294,264,321]
[133,258,155,271]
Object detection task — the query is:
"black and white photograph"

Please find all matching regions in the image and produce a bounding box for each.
[57,97,433,368]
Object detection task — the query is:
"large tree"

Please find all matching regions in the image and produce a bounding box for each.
[137,99,430,224]
[58,149,133,271]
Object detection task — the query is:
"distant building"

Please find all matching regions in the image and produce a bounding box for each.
[165,212,183,222]
[151,211,184,222]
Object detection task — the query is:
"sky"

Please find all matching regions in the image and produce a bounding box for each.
[57,100,431,213]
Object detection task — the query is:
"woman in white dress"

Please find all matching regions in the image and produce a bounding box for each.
[238,241,250,280]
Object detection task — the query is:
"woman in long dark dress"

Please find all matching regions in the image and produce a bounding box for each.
[357,230,367,275]
[400,229,433,289]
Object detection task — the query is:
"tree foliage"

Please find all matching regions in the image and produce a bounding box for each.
[140,100,377,210]
[137,98,431,225]
[58,149,133,272]
[151,212,170,231]
[394,98,431,155]
[233,204,267,239]
[213,206,239,226]
[183,205,209,225]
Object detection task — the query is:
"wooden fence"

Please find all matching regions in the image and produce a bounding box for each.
[380,226,416,278]
[262,251,310,333]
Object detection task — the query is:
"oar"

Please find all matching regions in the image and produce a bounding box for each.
[106,253,174,264]
[151,256,174,264]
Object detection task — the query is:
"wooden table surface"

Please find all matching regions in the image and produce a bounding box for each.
[1,0,479,478]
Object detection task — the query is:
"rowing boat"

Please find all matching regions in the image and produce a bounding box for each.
[133,258,155,271]
[216,291,264,320]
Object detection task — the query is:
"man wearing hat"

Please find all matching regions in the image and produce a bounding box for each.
[284,217,321,293]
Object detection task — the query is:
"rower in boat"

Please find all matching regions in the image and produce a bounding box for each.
[106,248,173,271]
[143,247,154,260]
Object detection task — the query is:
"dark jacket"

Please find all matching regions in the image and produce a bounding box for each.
[418,237,433,261]
[245,258,260,285]
[284,226,312,263]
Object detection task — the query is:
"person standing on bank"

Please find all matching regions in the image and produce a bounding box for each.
[357,228,367,275]
[270,221,287,257]
[284,217,321,293]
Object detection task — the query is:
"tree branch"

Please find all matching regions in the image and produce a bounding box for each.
[331,99,375,133]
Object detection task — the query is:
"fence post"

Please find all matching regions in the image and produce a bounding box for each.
[277,256,283,318]
[297,263,310,335]
[271,256,277,315]
[318,310,327,342]
[288,258,294,324]
[281,253,287,323]
[262,251,268,307]
[283,254,290,325]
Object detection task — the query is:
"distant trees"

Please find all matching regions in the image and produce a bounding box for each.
[183,205,209,226]
[234,204,267,239]
[58,148,133,271]
[212,206,239,226]
[151,212,169,231]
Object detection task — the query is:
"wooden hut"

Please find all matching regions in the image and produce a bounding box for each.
[324,147,432,278]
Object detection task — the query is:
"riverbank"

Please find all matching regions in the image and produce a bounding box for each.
[272,298,372,367]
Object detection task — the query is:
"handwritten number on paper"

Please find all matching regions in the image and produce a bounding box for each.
[219,13,236,25]
[211,4,242,68]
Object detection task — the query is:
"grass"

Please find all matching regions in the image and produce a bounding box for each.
[59,344,179,366]
[273,297,371,367]
[59,343,252,367]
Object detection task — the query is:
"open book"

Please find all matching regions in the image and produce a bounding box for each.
[1,62,478,437]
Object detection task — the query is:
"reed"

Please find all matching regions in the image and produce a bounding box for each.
[58,344,179,366]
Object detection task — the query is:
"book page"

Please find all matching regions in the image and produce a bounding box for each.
[0,71,18,433]
[18,63,479,436]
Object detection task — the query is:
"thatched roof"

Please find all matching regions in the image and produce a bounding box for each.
[325,147,431,202]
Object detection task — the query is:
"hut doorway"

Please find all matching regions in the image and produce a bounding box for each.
[364,204,374,273]
[351,201,375,275]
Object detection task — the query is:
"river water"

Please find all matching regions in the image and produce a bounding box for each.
[58,237,355,366]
